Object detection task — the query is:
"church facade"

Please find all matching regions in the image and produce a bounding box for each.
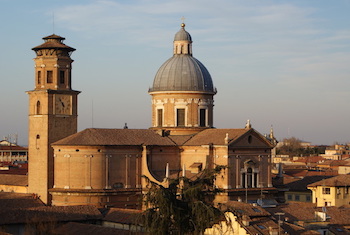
[28,24,277,207]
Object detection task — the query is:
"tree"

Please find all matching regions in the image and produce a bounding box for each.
[277,137,326,157]
[277,137,303,157]
[141,165,226,235]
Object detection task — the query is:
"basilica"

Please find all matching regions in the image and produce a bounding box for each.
[27,23,277,207]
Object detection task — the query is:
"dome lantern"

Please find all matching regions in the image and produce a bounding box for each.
[173,23,192,55]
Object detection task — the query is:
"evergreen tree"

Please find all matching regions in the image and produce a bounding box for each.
[141,165,226,235]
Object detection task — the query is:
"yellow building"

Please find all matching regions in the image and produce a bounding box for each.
[28,24,277,207]
[308,174,350,207]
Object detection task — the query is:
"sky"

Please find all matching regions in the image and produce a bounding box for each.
[1,0,349,146]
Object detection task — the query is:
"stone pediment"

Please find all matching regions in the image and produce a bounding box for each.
[228,129,274,149]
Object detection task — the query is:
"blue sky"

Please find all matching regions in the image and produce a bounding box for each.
[1,0,349,145]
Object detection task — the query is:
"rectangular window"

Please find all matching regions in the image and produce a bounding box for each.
[157,109,163,127]
[37,71,41,84]
[47,70,53,83]
[60,70,65,84]
[177,109,185,127]
[199,108,206,127]
[322,187,331,195]
[287,194,292,200]
[295,195,300,201]
[306,195,311,202]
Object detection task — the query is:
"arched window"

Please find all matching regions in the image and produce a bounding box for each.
[247,167,253,188]
[242,161,259,188]
[36,101,41,115]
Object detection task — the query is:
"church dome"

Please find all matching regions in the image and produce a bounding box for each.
[149,24,216,94]
[151,55,214,92]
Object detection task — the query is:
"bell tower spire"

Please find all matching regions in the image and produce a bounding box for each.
[32,34,75,91]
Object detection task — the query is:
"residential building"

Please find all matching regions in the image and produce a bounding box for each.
[321,144,350,160]
[308,174,350,207]
[283,176,332,203]
[0,139,28,162]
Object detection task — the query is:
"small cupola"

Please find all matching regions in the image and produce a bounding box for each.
[173,23,192,55]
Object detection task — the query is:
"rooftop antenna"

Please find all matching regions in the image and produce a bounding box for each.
[52,12,55,34]
[91,99,94,128]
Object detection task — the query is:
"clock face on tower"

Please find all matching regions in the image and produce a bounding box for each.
[55,95,71,115]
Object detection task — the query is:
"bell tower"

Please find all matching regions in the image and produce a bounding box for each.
[27,34,80,204]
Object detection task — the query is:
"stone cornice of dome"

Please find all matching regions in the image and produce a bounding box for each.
[148,89,217,95]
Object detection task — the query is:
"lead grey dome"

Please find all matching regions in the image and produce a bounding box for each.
[150,55,215,92]
[149,24,215,93]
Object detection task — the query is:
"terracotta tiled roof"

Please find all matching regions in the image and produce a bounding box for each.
[103,208,142,224]
[283,169,338,178]
[0,192,103,225]
[245,218,280,235]
[53,222,144,235]
[225,201,270,217]
[265,202,316,222]
[32,34,75,51]
[52,128,176,146]
[317,160,349,167]
[285,176,333,192]
[0,174,27,186]
[27,205,102,221]
[293,156,325,164]
[305,170,338,177]
[282,222,320,234]
[53,128,273,148]
[0,205,102,225]
[0,145,27,151]
[0,192,43,210]
[308,174,350,187]
[183,128,249,146]
[325,206,350,225]
[265,202,350,226]
[167,135,193,145]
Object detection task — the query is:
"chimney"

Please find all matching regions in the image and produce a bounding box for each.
[242,215,250,226]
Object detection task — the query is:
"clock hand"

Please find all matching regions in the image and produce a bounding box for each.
[59,98,65,107]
